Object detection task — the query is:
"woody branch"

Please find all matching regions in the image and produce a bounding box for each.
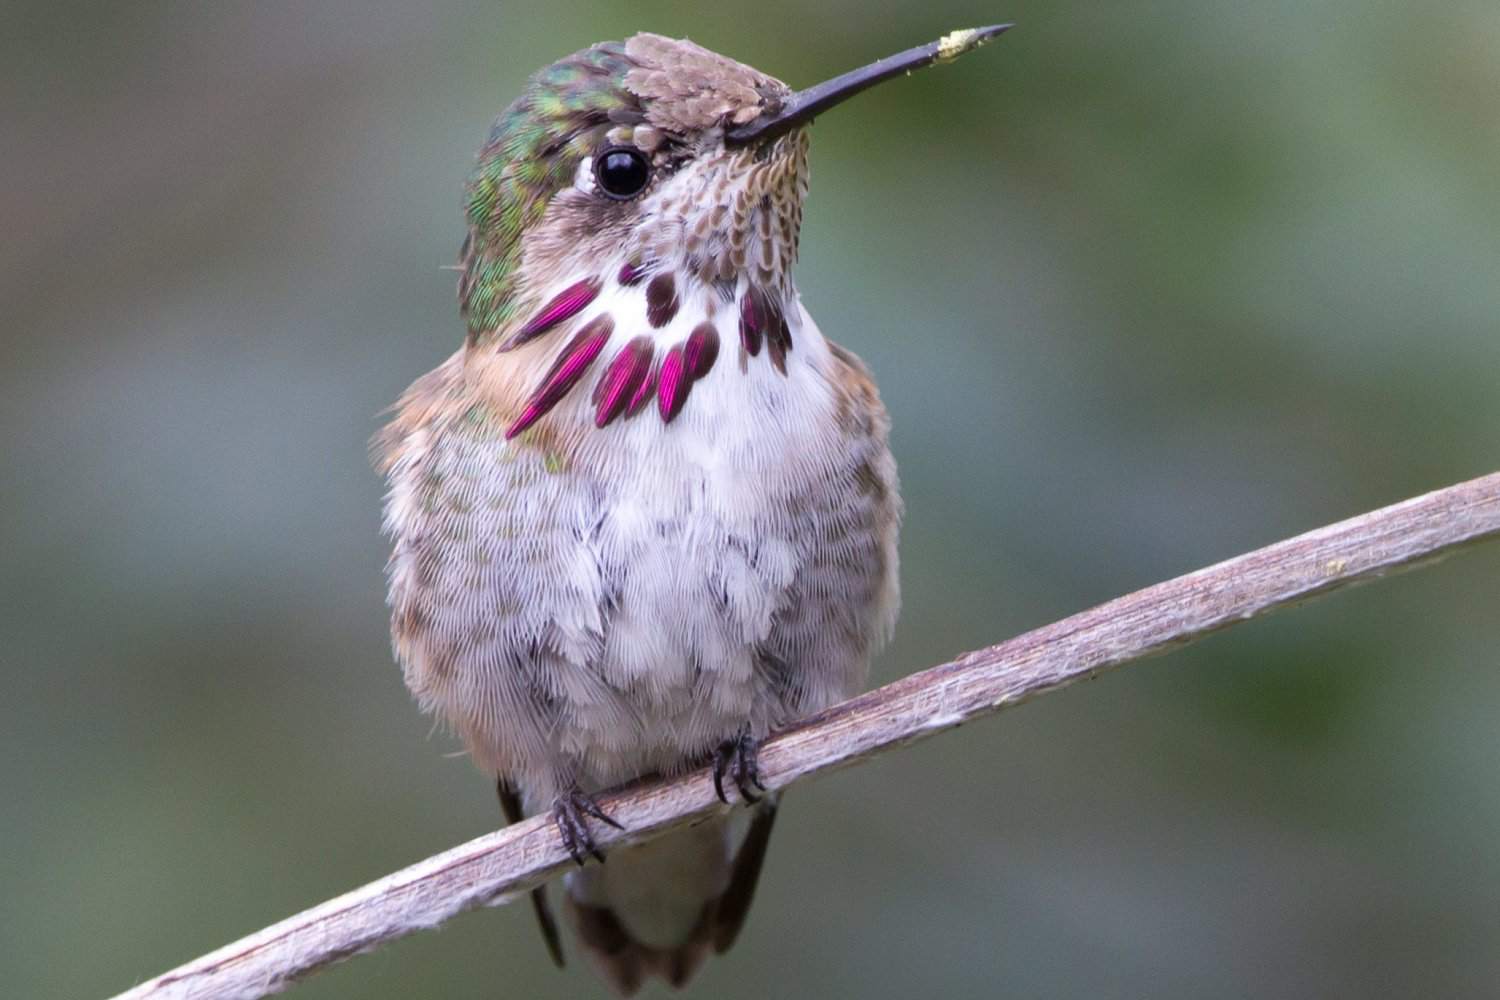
[114,471,1500,1000]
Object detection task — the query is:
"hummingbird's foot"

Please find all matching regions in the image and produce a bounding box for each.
[713,728,766,805]
[552,788,623,867]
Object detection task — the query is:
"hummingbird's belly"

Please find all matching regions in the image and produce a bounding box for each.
[384,317,899,800]
[557,333,878,788]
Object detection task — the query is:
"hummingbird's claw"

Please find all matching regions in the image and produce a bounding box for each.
[713,729,764,805]
[553,788,622,866]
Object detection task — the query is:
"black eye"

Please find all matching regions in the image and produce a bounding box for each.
[594,146,651,200]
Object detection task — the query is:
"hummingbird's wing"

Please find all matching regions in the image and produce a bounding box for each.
[497,778,566,967]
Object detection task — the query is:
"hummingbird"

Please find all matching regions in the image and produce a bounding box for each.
[377,25,1008,994]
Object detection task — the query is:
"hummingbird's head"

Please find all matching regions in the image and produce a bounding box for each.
[459,34,805,345]
[456,28,1008,437]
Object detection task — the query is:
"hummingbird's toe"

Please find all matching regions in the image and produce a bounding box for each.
[713,729,764,805]
[553,788,622,866]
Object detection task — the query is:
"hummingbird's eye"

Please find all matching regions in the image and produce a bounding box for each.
[594,147,651,200]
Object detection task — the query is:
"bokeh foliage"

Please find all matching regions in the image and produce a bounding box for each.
[3,2,1498,997]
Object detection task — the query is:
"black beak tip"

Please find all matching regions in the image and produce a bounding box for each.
[941,23,1016,58]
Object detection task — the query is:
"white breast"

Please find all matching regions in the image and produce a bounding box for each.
[383,278,896,802]
[543,289,854,786]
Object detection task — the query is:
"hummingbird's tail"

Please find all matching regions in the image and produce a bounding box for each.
[564,800,778,995]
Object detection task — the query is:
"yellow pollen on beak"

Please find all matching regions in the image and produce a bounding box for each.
[937,28,988,63]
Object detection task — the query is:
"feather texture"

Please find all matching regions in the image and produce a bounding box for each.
[379,31,898,996]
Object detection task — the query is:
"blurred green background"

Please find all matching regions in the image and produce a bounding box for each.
[4,1,1499,997]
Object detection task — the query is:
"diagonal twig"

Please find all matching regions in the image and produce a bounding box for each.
[114,471,1500,1000]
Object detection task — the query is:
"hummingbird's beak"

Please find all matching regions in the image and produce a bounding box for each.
[724,24,1013,148]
